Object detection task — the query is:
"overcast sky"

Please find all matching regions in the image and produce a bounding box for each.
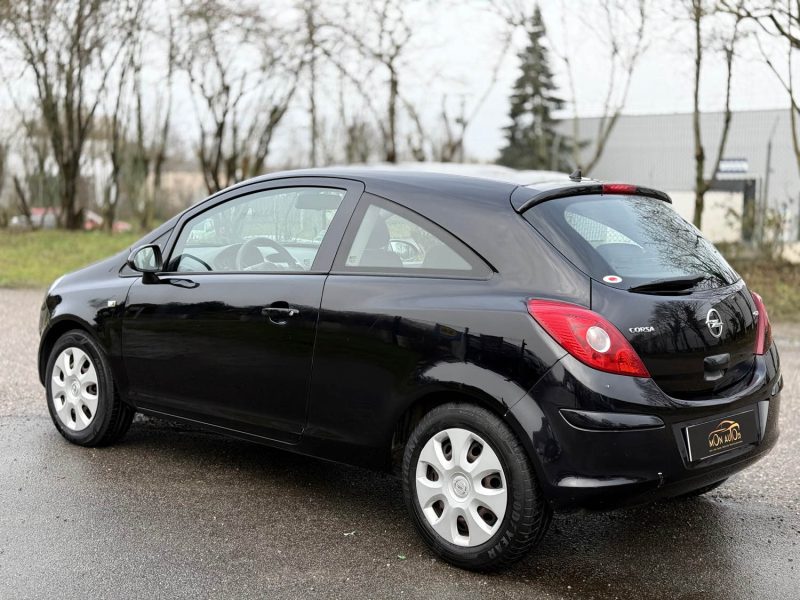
[1,1,794,167]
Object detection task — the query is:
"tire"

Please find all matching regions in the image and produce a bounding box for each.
[678,478,728,499]
[402,402,551,571]
[45,330,134,447]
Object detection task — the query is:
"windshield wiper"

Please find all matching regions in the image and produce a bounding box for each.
[627,275,707,294]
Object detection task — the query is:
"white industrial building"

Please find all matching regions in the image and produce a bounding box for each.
[566,109,800,245]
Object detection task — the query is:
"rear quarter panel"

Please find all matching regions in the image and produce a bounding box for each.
[303,275,569,468]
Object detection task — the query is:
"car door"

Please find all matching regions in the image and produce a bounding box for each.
[305,193,501,457]
[122,178,362,443]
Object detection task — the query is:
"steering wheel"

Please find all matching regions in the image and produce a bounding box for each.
[235,237,301,271]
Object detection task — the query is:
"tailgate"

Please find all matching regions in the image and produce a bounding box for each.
[591,279,758,399]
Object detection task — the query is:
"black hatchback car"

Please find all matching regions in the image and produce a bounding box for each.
[38,168,782,570]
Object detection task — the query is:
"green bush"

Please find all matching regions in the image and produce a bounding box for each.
[729,259,800,322]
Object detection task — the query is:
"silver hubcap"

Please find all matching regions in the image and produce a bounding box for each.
[415,427,508,547]
[51,347,99,432]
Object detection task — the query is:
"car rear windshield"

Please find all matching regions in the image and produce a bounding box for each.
[523,194,739,290]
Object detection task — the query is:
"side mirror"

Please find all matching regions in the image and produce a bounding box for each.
[127,244,163,284]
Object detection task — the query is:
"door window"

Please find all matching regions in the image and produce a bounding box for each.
[340,198,490,277]
[169,187,346,273]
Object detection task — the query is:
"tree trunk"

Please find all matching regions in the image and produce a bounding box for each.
[143,194,155,231]
[102,184,118,233]
[386,65,398,163]
[148,150,166,232]
[60,164,83,230]
[13,176,37,230]
[306,1,319,166]
[692,0,706,230]
[309,63,318,166]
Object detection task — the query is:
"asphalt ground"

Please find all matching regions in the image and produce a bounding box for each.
[1,288,798,599]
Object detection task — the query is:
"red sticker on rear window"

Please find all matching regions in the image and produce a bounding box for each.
[603,275,622,284]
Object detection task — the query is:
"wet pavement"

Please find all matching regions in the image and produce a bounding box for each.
[1,288,798,599]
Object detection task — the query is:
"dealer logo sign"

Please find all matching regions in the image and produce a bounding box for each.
[707,419,742,452]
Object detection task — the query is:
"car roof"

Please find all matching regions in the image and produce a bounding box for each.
[236,164,572,210]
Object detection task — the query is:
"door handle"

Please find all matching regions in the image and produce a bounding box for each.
[262,307,299,317]
[261,305,300,324]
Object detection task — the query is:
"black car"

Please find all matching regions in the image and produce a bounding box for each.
[38,168,782,570]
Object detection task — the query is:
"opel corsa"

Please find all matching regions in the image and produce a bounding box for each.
[38,169,782,570]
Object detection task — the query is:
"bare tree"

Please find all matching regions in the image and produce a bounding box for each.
[491,1,648,173]
[335,72,377,163]
[324,0,515,164]
[178,0,302,194]
[95,1,175,232]
[567,1,649,174]
[0,144,7,217]
[12,174,36,230]
[129,17,176,230]
[0,142,38,229]
[101,54,134,232]
[1,85,63,228]
[730,1,800,177]
[403,95,486,163]
[689,0,744,229]
[326,0,415,163]
[410,26,516,163]
[300,0,321,166]
[1,0,143,229]
[390,0,520,164]
[11,121,61,229]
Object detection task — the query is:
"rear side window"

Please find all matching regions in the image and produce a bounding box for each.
[338,197,491,278]
[525,195,738,289]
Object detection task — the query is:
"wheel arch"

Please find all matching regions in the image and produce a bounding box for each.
[38,317,99,385]
[389,388,520,474]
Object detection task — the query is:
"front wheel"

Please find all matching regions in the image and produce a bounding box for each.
[401,403,551,571]
[45,330,134,446]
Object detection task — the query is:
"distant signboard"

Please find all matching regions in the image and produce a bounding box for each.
[717,158,749,175]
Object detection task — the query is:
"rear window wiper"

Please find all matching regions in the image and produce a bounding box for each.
[627,275,707,294]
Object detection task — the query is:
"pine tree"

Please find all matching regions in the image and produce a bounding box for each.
[497,7,573,171]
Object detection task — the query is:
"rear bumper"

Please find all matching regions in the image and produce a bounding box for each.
[507,343,782,510]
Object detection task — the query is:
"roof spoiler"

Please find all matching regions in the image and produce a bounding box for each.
[513,181,672,213]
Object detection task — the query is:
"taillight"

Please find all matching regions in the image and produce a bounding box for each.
[527,299,650,377]
[751,291,772,355]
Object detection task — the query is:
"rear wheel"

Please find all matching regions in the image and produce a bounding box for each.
[402,403,551,571]
[46,330,134,446]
